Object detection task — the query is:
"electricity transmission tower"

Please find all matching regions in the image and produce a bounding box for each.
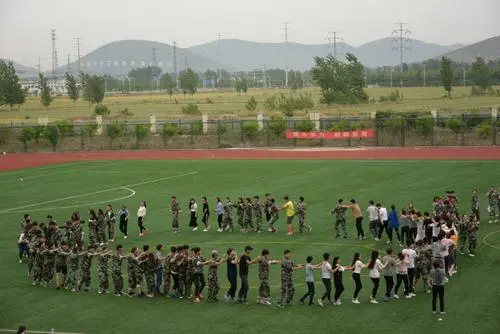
[51,29,59,77]
[173,41,178,90]
[327,31,343,60]
[392,23,411,87]
[216,33,224,87]
[282,22,291,87]
[74,38,82,73]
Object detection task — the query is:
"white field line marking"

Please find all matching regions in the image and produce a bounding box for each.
[4,187,136,214]
[0,330,85,334]
[0,161,125,185]
[0,171,197,214]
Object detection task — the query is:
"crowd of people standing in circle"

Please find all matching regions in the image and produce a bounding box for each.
[16,187,497,314]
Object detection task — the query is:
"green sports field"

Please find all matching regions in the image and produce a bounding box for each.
[1,160,500,333]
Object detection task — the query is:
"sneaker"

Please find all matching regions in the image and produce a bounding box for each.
[433,311,437,314]
[192,227,198,232]
[440,311,446,314]
[71,288,77,292]
[100,243,104,246]
[109,239,114,242]
[139,233,143,237]
[224,293,230,302]
[19,259,22,263]
[265,300,272,305]
[268,227,273,232]
[386,241,391,245]
[287,232,293,236]
[393,294,399,299]
[334,300,342,306]
[146,294,154,298]
[405,295,412,299]
[370,299,378,304]
[124,235,128,239]
[203,228,209,232]
[98,290,103,294]
[374,238,380,241]
[115,293,122,297]
[469,254,475,257]
[194,297,201,303]
[317,299,324,307]
[352,299,360,304]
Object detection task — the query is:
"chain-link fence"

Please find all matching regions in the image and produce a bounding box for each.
[0,115,498,153]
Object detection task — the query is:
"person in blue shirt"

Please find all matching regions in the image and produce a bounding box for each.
[388,205,402,247]
[118,206,129,239]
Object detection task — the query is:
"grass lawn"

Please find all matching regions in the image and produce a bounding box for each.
[1,160,500,333]
[1,86,499,123]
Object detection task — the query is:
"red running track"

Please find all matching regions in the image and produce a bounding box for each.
[0,147,499,171]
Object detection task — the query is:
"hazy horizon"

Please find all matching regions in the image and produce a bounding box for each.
[1,0,499,70]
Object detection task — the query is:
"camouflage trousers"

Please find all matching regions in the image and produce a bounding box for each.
[207,274,220,301]
[176,273,185,297]
[145,271,156,295]
[99,270,109,291]
[32,261,44,283]
[184,273,193,297]
[127,269,138,293]
[298,215,311,233]
[468,233,477,254]
[79,270,92,290]
[107,221,115,240]
[97,226,107,244]
[28,256,34,276]
[172,215,180,229]
[88,229,98,248]
[258,279,270,299]
[43,262,55,283]
[414,265,429,291]
[254,216,263,232]
[279,279,295,305]
[458,232,468,253]
[223,217,233,231]
[335,219,347,237]
[67,267,79,289]
[112,272,123,294]
[163,270,171,295]
[245,217,254,229]
[237,215,244,228]
[489,202,498,221]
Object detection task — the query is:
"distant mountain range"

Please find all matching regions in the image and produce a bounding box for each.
[0,59,38,79]
[437,35,500,63]
[4,35,499,78]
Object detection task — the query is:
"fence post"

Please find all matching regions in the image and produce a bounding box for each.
[96,115,103,135]
[431,109,437,146]
[240,120,244,144]
[265,119,271,146]
[150,113,157,134]
[371,112,378,147]
[401,118,406,147]
[202,113,208,134]
[80,130,85,150]
[190,121,195,145]
[493,107,498,146]
[461,113,466,146]
[257,112,264,131]
[217,120,222,147]
[23,128,28,152]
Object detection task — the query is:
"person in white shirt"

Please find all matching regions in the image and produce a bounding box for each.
[349,252,366,304]
[367,250,386,304]
[367,201,380,241]
[188,198,198,232]
[137,201,147,237]
[317,253,334,307]
[18,232,29,263]
[394,252,411,299]
[403,240,417,297]
[376,203,389,241]
[415,212,425,242]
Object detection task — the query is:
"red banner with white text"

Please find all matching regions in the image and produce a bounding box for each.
[286,129,375,140]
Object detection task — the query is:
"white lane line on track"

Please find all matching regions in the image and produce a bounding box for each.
[0,171,197,214]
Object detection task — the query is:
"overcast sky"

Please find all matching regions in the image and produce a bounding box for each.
[1,0,499,70]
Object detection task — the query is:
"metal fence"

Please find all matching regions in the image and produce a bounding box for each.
[0,116,498,153]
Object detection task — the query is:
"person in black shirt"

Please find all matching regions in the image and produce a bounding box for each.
[201,197,210,232]
[224,248,238,302]
[237,245,254,304]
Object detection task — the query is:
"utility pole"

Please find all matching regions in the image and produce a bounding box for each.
[74,38,82,73]
[282,22,291,87]
[51,29,59,77]
[67,54,71,73]
[327,31,342,60]
[216,33,223,87]
[392,22,411,87]
[262,65,267,88]
[173,41,178,90]
[152,47,157,90]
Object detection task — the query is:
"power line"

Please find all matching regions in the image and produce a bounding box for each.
[392,22,411,87]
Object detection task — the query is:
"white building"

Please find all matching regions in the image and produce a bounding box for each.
[21,78,67,96]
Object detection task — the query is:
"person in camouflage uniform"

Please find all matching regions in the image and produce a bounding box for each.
[257,249,279,305]
[67,245,81,291]
[279,249,303,307]
[163,246,176,296]
[46,220,62,247]
[70,220,84,250]
[487,186,499,223]
[191,247,206,302]
[468,215,479,256]
[176,245,188,298]
[127,247,140,296]
[79,245,98,292]
[457,215,471,254]
[297,197,312,233]
[170,196,181,233]
[111,244,126,296]
[236,197,245,231]
[105,205,116,242]
[42,243,57,287]
[268,199,279,233]
[252,196,263,233]
[331,199,348,238]
[243,198,253,232]
[206,250,225,302]
[142,252,156,297]
[184,248,195,298]
[88,210,98,248]
[471,189,480,221]
[55,242,70,289]
[223,197,234,232]
[27,231,42,277]
[97,209,107,245]
[264,193,272,223]
[414,240,431,293]
[98,246,112,294]
[31,238,46,285]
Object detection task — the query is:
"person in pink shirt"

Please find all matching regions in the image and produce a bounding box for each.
[441,233,454,277]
